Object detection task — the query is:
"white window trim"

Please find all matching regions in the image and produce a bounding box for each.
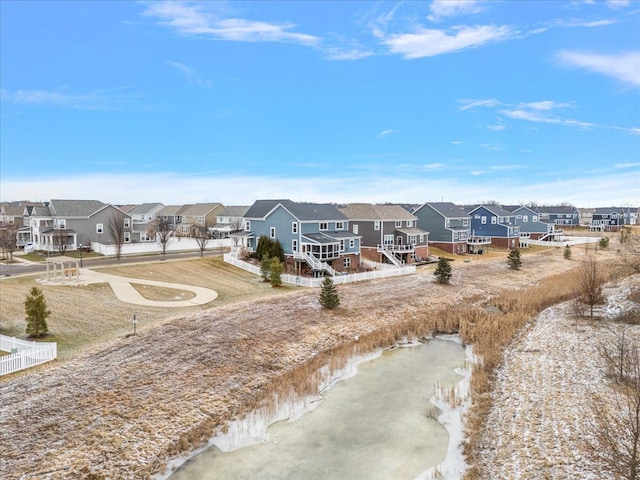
[374,221,381,231]
[270,227,276,239]
[292,222,298,234]
[481,216,487,225]
[96,223,104,234]
[319,222,328,231]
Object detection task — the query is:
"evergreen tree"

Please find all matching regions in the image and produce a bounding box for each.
[270,240,285,263]
[433,257,452,284]
[319,277,340,309]
[507,248,522,270]
[599,237,610,249]
[260,256,272,282]
[563,244,572,260]
[25,286,51,337]
[270,257,283,287]
[256,236,270,261]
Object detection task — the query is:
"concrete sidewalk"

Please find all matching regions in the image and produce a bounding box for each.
[38,268,218,308]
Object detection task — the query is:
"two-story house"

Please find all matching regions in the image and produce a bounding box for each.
[504,205,557,245]
[241,199,361,276]
[176,203,225,237]
[590,207,626,232]
[412,202,471,255]
[211,206,249,239]
[468,205,520,250]
[155,205,192,231]
[338,203,429,266]
[128,203,165,242]
[536,205,580,227]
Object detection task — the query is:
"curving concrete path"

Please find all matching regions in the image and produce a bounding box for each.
[39,268,218,307]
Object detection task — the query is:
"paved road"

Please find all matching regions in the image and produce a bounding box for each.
[0,249,226,278]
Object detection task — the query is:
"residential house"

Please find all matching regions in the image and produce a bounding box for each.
[411,202,471,255]
[536,205,580,227]
[22,199,132,252]
[590,207,627,232]
[504,205,557,245]
[1,203,29,228]
[128,203,165,242]
[468,205,520,250]
[240,199,361,276]
[175,203,225,237]
[211,206,249,239]
[338,203,429,266]
[155,205,191,231]
[578,208,595,227]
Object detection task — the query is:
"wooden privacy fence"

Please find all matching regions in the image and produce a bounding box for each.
[0,335,57,376]
[223,253,415,287]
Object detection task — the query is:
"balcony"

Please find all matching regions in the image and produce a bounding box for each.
[467,236,491,245]
[377,243,415,253]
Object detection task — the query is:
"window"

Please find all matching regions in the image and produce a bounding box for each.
[58,219,66,229]
[96,223,104,234]
[270,227,276,238]
[406,220,413,227]
[453,231,458,240]
[197,216,204,224]
[463,218,469,227]
[383,234,394,245]
[292,239,298,252]
[292,222,298,234]
[124,232,131,243]
[374,221,381,231]
[319,222,328,231]
[343,257,351,268]
[481,216,487,224]
[181,225,190,234]
[409,235,417,245]
[336,222,344,230]
[533,215,538,222]
[349,239,355,248]
[340,240,345,251]
[353,224,358,235]
[446,219,450,227]
[244,221,251,231]
[419,234,424,243]
[523,216,528,222]
[491,217,497,224]
[395,220,402,228]
[124,218,130,228]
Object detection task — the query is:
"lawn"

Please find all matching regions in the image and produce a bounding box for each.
[0,256,292,360]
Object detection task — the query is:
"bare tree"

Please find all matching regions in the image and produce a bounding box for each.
[107,212,126,260]
[579,257,606,318]
[619,234,640,274]
[53,229,69,255]
[151,218,173,256]
[589,338,640,480]
[0,225,17,259]
[193,224,210,257]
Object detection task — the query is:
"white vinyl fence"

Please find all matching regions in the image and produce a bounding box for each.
[0,335,57,376]
[223,253,416,288]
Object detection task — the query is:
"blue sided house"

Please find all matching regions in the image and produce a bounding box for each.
[468,205,521,250]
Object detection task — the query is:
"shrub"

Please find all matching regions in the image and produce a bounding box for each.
[507,248,522,270]
[434,257,452,284]
[319,277,340,309]
[25,286,51,337]
[599,237,610,249]
[563,244,572,260]
[260,256,272,282]
[270,257,283,287]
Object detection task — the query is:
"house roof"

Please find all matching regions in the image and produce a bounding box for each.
[49,199,106,217]
[129,203,165,215]
[423,202,470,218]
[180,203,223,216]
[221,206,249,217]
[2,205,25,216]
[338,203,416,221]
[396,227,429,236]
[157,204,192,215]
[536,205,578,214]
[593,207,627,214]
[245,200,347,221]
[118,205,138,214]
[469,204,515,217]
[29,205,52,217]
[302,233,341,244]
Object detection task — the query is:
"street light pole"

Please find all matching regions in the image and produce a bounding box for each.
[79,244,83,268]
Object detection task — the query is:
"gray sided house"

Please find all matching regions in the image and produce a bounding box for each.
[25,199,132,252]
[176,203,225,237]
[468,205,520,250]
[338,203,428,266]
[156,205,192,230]
[211,205,249,239]
[536,205,580,227]
[504,205,556,242]
[129,203,165,242]
[590,207,627,232]
[241,199,361,276]
[412,202,471,255]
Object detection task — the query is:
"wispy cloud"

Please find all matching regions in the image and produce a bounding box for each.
[607,0,630,10]
[554,17,618,28]
[556,50,640,88]
[323,47,373,61]
[487,124,506,131]
[614,162,640,168]
[166,60,212,87]
[143,1,319,46]
[427,0,484,22]
[382,25,512,59]
[479,143,503,151]
[0,87,134,109]
[451,141,464,144]
[456,98,501,112]
[377,129,397,139]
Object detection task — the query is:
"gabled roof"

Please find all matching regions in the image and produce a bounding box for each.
[180,203,223,216]
[245,200,347,222]
[157,204,192,215]
[2,205,25,216]
[29,205,52,216]
[509,205,537,215]
[593,207,627,214]
[220,206,249,217]
[129,203,165,215]
[422,202,471,219]
[338,203,416,221]
[469,204,515,217]
[536,205,578,214]
[118,205,138,214]
[49,199,106,217]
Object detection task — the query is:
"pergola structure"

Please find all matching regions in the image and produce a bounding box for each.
[45,256,81,282]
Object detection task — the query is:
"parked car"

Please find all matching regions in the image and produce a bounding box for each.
[24,242,35,253]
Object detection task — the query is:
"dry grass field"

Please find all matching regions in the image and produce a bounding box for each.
[0,240,632,479]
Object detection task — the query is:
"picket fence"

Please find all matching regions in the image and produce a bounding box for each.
[0,335,57,376]
[223,253,415,287]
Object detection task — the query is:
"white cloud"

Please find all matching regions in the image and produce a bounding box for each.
[383,25,511,59]
[324,47,373,61]
[143,1,319,46]
[500,109,560,124]
[607,0,630,10]
[487,124,506,131]
[377,129,397,138]
[166,61,212,87]
[479,143,503,151]
[456,98,501,111]
[522,100,572,110]
[614,162,640,168]
[555,17,618,28]
[427,0,483,22]
[451,141,464,144]
[557,50,640,88]
[0,87,134,109]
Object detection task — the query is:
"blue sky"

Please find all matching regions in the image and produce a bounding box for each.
[1,0,639,207]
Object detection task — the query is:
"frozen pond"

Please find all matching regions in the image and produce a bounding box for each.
[168,339,465,480]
